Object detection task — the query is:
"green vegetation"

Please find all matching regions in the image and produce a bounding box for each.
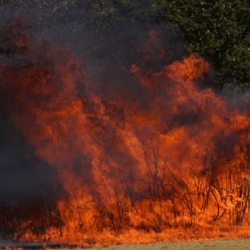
[153,0,250,92]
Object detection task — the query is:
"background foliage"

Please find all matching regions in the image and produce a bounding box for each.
[154,0,250,93]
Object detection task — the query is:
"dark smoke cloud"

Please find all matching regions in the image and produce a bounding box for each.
[0,114,62,205]
[0,1,224,208]
[0,4,87,206]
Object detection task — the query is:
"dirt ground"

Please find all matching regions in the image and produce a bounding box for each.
[50,238,250,250]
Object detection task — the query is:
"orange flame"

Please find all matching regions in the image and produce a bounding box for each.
[1,18,250,247]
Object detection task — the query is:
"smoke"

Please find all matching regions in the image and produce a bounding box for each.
[0,15,81,207]
[0,0,248,212]
[0,2,183,207]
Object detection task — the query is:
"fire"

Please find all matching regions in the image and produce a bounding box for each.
[1,17,250,248]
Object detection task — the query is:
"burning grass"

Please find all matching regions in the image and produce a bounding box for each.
[1,17,250,248]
